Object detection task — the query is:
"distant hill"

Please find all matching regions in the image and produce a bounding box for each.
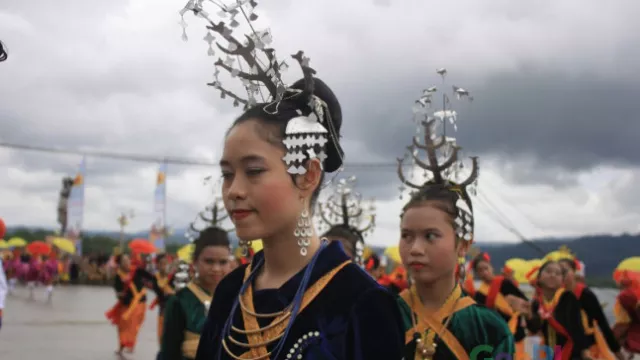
[4,226,638,278]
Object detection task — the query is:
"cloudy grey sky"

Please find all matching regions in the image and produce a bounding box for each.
[1,0,639,248]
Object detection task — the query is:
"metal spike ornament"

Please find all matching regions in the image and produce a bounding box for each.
[316,176,376,264]
[398,69,478,244]
[187,177,234,248]
[180,0,341,177]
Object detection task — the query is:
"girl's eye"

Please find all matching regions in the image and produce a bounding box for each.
[425,232,439,241]
[246,168,264,176]
[221,171,233,180]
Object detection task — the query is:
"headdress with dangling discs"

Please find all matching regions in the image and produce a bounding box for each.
[179,0,343,176]
[315,176,376,265]
[397,68,478,243]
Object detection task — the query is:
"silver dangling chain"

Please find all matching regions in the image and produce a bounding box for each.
[294,203,312,256]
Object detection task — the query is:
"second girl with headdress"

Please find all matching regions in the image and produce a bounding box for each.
[394,73,514,360]
[161,227,232,360]
[179,1,405,359]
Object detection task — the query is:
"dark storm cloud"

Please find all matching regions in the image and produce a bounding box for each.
[331,70,640,198]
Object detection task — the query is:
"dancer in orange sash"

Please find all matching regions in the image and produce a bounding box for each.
[105,254,148,355]
[472,252,529,359]
[612,270,640,357]
[150,253,175,345]
[559,258,625,360]
[524,260,591,360]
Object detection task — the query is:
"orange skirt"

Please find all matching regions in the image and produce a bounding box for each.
[109,302,146,350]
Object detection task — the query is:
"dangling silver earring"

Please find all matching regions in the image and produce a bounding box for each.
[294,199,312,256]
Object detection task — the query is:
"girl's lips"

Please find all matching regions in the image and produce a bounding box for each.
[231,210,253,220]
[409,263,425,270]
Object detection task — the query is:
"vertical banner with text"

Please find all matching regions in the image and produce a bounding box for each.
[149,162,167,252]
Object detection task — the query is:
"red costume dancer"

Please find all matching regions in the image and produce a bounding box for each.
[105,254,148,355]
[26,256,43,299]
[612,270,640,355]
[40,252,59,302]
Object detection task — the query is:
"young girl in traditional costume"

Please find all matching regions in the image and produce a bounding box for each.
[612,270,640,357]
[151,253,175,346]
[524,260,591,360]
[559,258,626,360]
[105,253,148,355]
[471,252,529,358]
[161,227,231,360]
[395,77,514,360]
[181,1,405,358]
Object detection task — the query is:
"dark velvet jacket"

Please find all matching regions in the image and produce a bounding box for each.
[195,241,405,360]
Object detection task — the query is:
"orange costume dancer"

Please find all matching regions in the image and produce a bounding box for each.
[612,270,640,355]
[471,252,529,359]
[105,254,148,354]
[559,258,625,360]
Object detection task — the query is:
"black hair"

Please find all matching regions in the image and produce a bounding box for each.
[401,182,472,239]
[192,226,230,262]
[156,253,166,263]
[322,225,363,250]
[558,258,577,271]
[471,253,490,272]
[227,77,343,207]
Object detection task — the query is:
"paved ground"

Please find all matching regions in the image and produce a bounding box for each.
[0,285,159,360]
[0,285,635,359]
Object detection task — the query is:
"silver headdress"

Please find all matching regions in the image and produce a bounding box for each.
[185,177,233,243]
[180,0,342,176]
[397,69,478,243]
[316,176,376,264]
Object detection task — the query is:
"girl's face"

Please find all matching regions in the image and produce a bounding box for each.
[539,262,565,290]
[474,260,494,283]
[120,254,131,270]
[195,246,231,288]
[221,120,305,242]
[157,257,169,274]
[399,203,466,285]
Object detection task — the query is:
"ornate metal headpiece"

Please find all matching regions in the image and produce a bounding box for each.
[185,177,232,243]
[397,68,478,243]
[316,176,376,264]
[0,40,7,62]
[180,0,342,176]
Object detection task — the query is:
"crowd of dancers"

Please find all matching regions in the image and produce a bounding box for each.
[2,1,640,359]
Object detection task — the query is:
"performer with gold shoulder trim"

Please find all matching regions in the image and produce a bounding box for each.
[395,70,513,360]
[471,252,529,359]
[558,256,626,360]
[105,253,148,355]
[523,260,592,360]
[161,227,232,360]
[150,253,176,346]
[179,1,405,358]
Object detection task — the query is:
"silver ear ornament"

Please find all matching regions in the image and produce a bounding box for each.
[397,69,478,243]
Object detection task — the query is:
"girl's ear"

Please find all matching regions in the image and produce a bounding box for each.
[295,158,322,197]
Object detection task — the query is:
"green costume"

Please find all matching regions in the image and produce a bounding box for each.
[161,282,212,360]
[397,285,514,360]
